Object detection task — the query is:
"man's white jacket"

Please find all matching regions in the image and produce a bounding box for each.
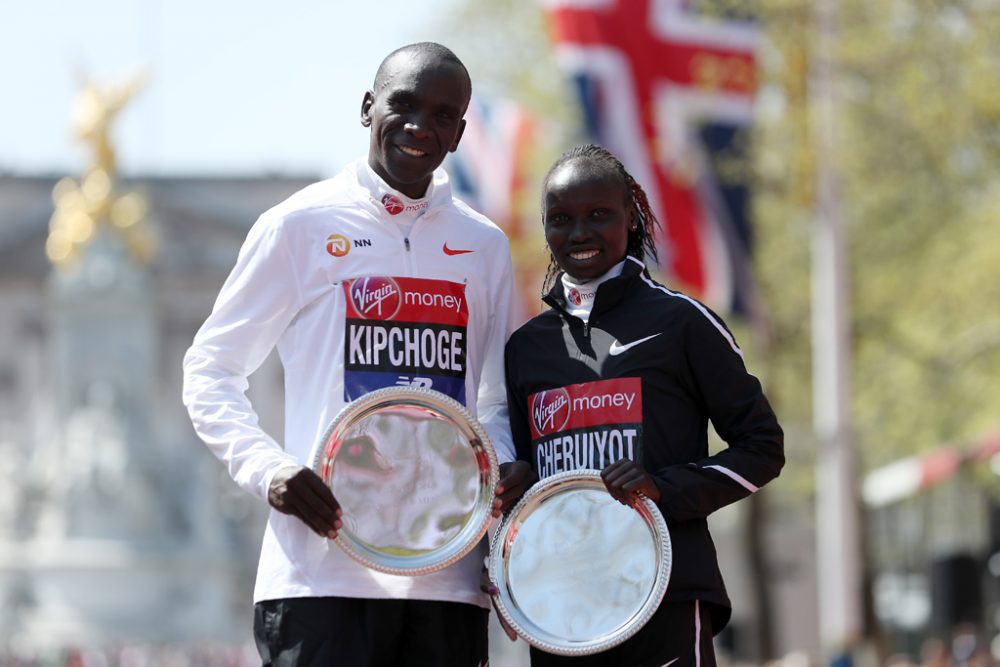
[183,160,516,608]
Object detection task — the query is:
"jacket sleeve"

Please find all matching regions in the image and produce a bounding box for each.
[473,235,517,465]
[652,305,784,521]
[182,214,302,501]
[504,334,534,466]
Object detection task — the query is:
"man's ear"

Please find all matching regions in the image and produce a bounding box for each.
[449,118,467,153]
[360,91,375,127]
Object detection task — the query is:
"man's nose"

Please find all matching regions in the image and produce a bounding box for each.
[403,115,431,138]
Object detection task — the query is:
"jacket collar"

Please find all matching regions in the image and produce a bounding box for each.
[350,159,454,222]
[543,255,647,320]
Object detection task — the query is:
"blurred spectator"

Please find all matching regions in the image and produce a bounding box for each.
[920,638,949,667]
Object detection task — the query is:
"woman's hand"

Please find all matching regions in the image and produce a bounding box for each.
[601,459,661,506]
[480,566,518,641]
[492,461,537,517]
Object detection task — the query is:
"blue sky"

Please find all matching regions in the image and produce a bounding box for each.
[1,0,459,177]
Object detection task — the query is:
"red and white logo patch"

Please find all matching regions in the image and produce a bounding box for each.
[528,378,642,440]
[567,287,582,307]
[381,194,404,215]
[531,387,572,437]
[348,276,402,320]
[528,378,644,477]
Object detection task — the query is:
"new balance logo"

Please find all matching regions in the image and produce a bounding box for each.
[608,333,662,356]
[396,376,432,388]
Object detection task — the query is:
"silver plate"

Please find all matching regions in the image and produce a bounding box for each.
[311,387,498,576]
[489,469,671,656]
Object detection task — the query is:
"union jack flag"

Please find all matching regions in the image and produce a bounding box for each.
[542,0,760,315]
[447,95,542,323]
[448,96,535,235]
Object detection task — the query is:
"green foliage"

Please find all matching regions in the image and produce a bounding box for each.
[754,0,1000,486]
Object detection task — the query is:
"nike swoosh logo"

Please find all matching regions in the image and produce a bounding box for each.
[443,242,474,255]
[608,333,662,356]
[660,659,679,667]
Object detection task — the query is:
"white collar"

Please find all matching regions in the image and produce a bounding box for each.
[355,160,452,223]
[560,259,625,321]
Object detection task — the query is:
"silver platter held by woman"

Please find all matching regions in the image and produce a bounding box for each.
[489,469,671,656]
[311,386,499,576]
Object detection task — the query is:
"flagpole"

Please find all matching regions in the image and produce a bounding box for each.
[811,0,863,661]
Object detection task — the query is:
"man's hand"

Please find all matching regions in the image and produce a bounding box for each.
[601,459,661,507]
[480,567,518,641]
[492,461,536,518]
[268,465,342,539]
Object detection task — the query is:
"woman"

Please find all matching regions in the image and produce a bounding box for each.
[502,144,785,666]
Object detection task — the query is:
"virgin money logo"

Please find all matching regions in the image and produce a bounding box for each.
[567,287,582,307]
[531,388,571,436]
[381,194,404,215]
[349,276,401,320]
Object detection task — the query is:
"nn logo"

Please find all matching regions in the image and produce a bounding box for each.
[326,234,350,257]
[327,235,372,256]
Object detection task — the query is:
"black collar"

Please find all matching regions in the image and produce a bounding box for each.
[542,256,648,321]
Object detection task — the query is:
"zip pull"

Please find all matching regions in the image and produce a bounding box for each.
[404,238,411,251]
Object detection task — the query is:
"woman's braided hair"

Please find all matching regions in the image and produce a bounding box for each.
[541,144,661,294]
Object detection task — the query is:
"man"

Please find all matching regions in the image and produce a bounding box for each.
[183,42,532,666]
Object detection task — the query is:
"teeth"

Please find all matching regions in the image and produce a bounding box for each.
[570,250,599,260]
[399,145,426,157]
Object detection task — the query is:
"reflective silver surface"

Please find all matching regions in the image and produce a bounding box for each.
[312,387,498,575]
[490,469,671,656]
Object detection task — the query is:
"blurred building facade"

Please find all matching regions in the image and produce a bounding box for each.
[866,461,1000,663]
[0,173,312,656]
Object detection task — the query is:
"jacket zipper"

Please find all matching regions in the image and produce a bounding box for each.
[542,294,590,339]
[404,238,410,251]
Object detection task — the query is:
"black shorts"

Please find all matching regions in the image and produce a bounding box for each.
[253,596,489,667]
[528,600,717,667]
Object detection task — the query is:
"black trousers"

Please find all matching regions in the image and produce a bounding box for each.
[528,600,717,667]
[254,596,489,667]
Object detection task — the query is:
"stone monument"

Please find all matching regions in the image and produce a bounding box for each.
[2,73,240,652]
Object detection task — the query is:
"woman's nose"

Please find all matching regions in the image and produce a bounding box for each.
[568,220,590,241]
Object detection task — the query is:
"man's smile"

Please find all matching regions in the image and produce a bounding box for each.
[397,145,428,158]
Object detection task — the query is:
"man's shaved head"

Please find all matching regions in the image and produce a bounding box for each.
[372,42,471,97]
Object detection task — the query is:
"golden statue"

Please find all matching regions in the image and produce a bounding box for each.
[47,71,156,267]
